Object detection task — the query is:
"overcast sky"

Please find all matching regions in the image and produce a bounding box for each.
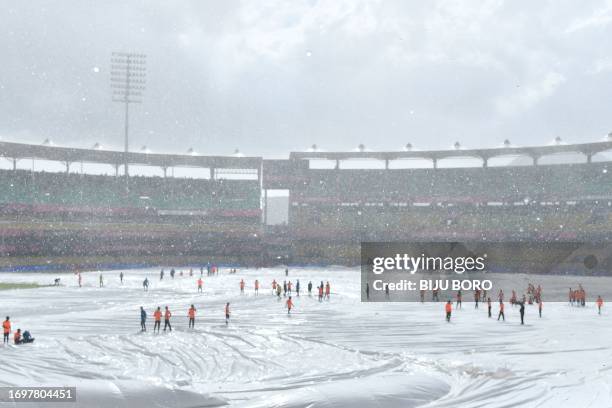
[1,0,612,158]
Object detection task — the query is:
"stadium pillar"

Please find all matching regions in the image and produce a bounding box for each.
[65,162,70,173]
[432,158,437,169]
[482,157,488,168]
[12,158,16,171]
[586,153,592,163]
[114,164,119,177]
[124,98,129,178]
[385,159,389,170]
[162,167,167,178]
[532,155,539,166]
[210,167,215,180]
[264,188,268,224]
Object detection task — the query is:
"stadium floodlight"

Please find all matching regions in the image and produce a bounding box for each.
[503,139,511,148]
[92,143,102,150]
[140,145,150,154]
[186,147,197,156]
[358,144,366,152]
[233,149,245,157]
[111,51,146,179]
[404,143,413,151]
[554,136,562,145]
[309,144,318,152]
[42,138,53,146]
[607,132,612,141]
[454,142,461,150]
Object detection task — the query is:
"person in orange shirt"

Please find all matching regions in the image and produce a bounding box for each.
[240,279,245,294]
[318,285,323,302]
[254,280,259,295]
[597,296,604,315]
[286,296,294,315]
[325,282,331,299]
[164,306,172,332]
[445,301,452,322]
[153,307,162,333]
[188,305,196,328]
[3,317,11,344]
[272,280,277,292]
[197,278,203,293]
[13,329,21,345]
[225,303,231,325]
[497,301,505,321]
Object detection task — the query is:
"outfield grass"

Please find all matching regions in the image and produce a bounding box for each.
[0,282,47,290]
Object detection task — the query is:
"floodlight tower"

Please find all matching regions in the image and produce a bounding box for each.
[110,52,146,186]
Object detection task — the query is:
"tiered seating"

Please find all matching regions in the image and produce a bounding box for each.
[292,163,612,203]
[0,170,261,213]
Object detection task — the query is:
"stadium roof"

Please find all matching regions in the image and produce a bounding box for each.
[0,141,262,169]
[289,140,612,164]
[2,140,612,169]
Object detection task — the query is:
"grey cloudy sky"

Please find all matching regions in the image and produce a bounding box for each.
[1,0,612,158]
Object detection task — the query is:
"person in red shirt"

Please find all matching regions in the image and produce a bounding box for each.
[497,301,505,321]
[597,296,604,315]
[3,317,11,344]
[164,306,172,332]
[188,305,196,328]
[197,278,203,293]
[225,303,231,325]
[254,280,259,295]
[240,279,245,294]
[286,296,294,315]
[538,300,543,318]
[153,307,162,333]
[325,282,331,299]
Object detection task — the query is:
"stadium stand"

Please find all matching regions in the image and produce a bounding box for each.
[0,170,260,215]
[2,140,612,268]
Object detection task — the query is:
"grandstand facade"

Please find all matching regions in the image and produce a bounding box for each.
[267,141,612,264]
[2,140,612,269]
